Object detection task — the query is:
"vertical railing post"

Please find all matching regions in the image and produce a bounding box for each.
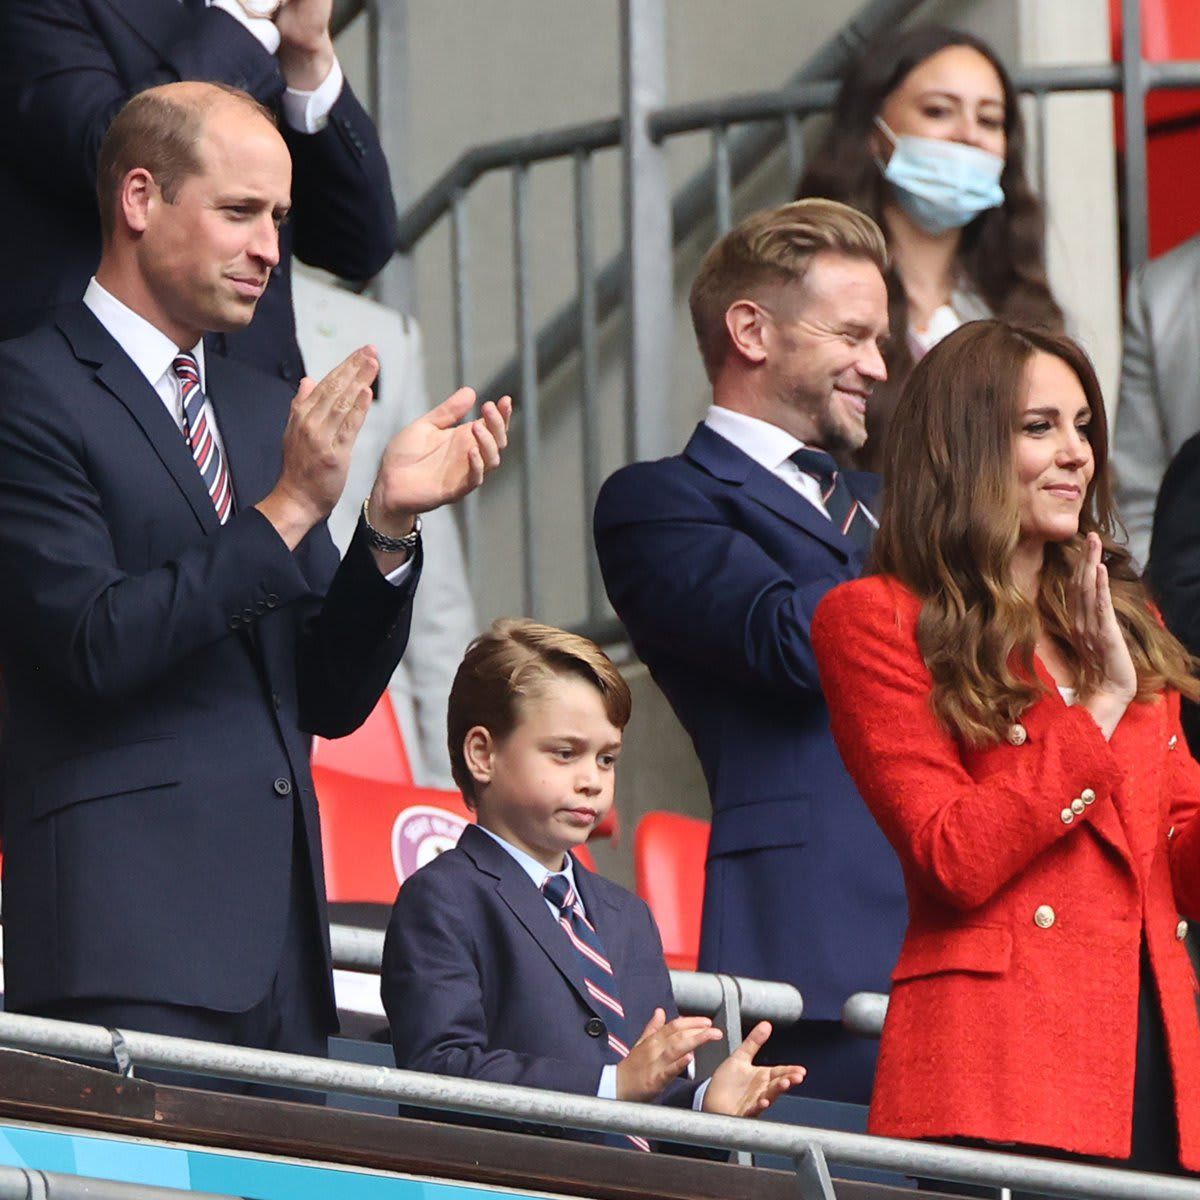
[512,164,541,618]
[1120,0,1149,275]
[366,0,417,313]
[620,0,673,464]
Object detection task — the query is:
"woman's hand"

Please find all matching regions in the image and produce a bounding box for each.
[1075,532,1136,739]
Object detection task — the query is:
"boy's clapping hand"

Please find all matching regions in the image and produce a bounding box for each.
[615,1008,723,1102]
[702,1021,807,1118]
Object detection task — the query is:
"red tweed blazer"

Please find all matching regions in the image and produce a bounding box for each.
[812,575,1200,1167]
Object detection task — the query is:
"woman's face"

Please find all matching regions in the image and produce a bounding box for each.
[874,45,1008,161]
[1013,351,1095,549]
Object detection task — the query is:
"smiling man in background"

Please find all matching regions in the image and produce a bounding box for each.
[594,199,906,1105]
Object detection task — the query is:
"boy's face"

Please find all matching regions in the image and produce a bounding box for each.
[466,674,621,871]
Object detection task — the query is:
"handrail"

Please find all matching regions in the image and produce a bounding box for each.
[0,1011,1195,1199]
[842,991,888,1039]
[0,1166,234,1200]
[329,922,805,1027]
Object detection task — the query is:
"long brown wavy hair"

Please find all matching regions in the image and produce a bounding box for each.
[796,26,1064,469]
[873,320,1199,745]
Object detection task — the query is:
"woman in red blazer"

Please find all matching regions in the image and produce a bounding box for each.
[812,319,1200,1186]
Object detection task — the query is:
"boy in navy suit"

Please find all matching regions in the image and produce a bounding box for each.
[382,619,805,1147]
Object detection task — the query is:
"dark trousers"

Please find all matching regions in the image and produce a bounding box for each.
[918,944,1183,1197]
[28,820,331,1103]
[758,1019,879,1106]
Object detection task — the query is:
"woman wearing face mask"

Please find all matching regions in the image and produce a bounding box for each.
[797,26,1064,472]
[812,321,1200,1194]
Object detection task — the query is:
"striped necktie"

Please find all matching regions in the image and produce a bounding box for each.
[790,447,873,550]
[172,352,233,524]
[542,872,651,1152]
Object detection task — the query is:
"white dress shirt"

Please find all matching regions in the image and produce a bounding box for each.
[477,825,707,1108]
[704,405,878,529]
[82,277,412,585]
[200,0,345,132]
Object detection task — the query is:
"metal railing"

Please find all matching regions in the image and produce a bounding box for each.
[333,0,1200,633]
[0,1010,1196,1200]
[0,1167,234,1200]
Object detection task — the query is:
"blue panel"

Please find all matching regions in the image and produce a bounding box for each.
[0,1126,79,1174]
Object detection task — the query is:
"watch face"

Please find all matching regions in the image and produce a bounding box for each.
[241,0,280,16]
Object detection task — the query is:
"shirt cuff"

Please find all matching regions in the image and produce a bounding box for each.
[282,57,344,133]
[598,1064,618,1101]
[383,553,415,588]
[206,0,282,54]
[692,1078,711,1112]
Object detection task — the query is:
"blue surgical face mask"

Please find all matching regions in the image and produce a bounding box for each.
[874,116,1005,235]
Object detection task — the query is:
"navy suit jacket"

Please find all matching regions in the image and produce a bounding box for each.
[0,0,397,385]
[593,423,907,1020]
[382,825,697,1143]
[0,304,418,1021]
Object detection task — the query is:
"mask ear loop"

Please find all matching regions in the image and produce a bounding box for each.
[872,115,898,175]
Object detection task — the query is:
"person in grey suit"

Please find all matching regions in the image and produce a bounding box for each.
[1114,234,1200,568]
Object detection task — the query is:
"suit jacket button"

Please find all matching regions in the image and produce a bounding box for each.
[229,615,243,629]
[1034,905,1056,929]
[1169,735,1179,750]
[1060,807,1075,825]
[585,1017,606,1038]
[1081,788,1096,805]
[273,778,292,796]
[1007,723,1027,746]
[1071,798,1086,816]
[1178,920,1189,941]
[1169,825,1177,841]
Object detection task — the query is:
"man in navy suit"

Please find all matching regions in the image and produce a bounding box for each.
[594,199,906,1104]
[383,619,804,1147]
[0,82,509,1076]
[0,0,396,386]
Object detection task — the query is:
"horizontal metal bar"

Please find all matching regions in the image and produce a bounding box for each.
[329,924,804,1027]
[1146,60,1200,90]
[842,991,887,1038]
[650,81,839,140]
[0,1012,1195,1198]
[395,118,622,251]
[0,1165,235,1200]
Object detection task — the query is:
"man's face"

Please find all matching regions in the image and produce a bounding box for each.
[760,252,889,452]
[137,102,292,347]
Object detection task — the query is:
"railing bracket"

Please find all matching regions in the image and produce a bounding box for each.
[794,1142,837,1200]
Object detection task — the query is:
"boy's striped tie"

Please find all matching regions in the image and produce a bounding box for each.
[542,872,652,1152]
[173,352,233,524]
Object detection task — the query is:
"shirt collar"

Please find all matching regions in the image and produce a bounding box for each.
[83,277,206,392]
[476,825,577,895]
[704,404,811,473]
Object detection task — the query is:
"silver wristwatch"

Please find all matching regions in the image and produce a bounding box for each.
[361,498,421,554]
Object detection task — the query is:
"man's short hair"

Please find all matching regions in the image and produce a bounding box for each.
[688,198,888,381]
[447,618,632,805]
[96,83,275,243]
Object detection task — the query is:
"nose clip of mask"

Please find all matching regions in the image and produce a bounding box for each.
[874,116,1005,235]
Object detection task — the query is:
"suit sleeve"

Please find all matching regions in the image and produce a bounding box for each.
[811,582,1123,911]
[0,0,281,207]
[1148,434,1200,655]
[0,351,414,728]
[1113,264,1167,569]
[382,870,603,1096]
[594,464,833,697]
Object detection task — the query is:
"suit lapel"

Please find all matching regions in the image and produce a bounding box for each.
[98,0,190,66]
[459,828,613,1023]
[58,305,219,535]
[205,353,277,513]
[572,857,630,989]
[684,423,862,560]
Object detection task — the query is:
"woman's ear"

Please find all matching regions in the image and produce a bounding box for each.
[462,726,496,788]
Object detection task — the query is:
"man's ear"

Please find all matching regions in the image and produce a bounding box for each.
[462,726,496,787]
[120,168,158,235]
[725,299,770,366]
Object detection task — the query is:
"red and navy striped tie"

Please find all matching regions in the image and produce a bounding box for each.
[542,872,651,1152]
[790,447,873,550]
[172,352,233,524]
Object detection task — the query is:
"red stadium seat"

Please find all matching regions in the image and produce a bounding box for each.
[312,695,414,784]
[634,811,710,971]
[314,763,600,904]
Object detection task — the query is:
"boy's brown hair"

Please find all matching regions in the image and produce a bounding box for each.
[447,618,632,805]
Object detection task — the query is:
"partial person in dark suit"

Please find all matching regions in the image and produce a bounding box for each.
[594,200,906,1105]
[383,620,805,1149]
[0,82,510,1082]
[0,0,396,386]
